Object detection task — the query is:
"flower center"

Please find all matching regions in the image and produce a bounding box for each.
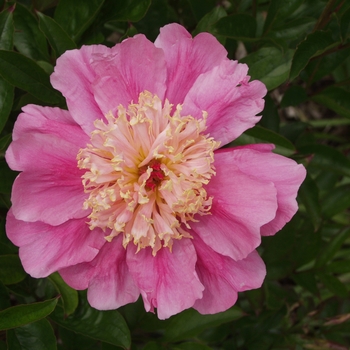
[77,91,219,255]
[139,159,165,191]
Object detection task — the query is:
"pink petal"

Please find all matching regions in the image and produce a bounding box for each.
[5,105,88,225]
[10,171,87,225]
[192,234,266,314]
[126,239,204,319]
[6,105,88,172]
[226,144,306,236]
[59,235,140,310]
[12,105,84,143]
[6,132,82,173]
[91,34,167,116]
[50,45,110,134]
[6,210,104,278]
[154,23,228,107]
[7,134,86,225]
[191,148,278,260]
[182,60,266,146]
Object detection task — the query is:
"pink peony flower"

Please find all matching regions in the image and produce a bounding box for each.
[6,23,306,319]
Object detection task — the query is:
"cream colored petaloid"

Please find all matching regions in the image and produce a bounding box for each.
[77,91,220,255]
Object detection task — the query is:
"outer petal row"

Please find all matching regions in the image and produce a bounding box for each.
[51,23,264,143]
[6,211,105,278]
[154,23,228,107]
[91,34,167,118]
[193,234,266,314]
[60,235,140,310]
[6,105,89,226]
[51,36,168,135]
[127,239,204,320]
[155,23,265,145]
[192,145,305,262]
[226,144,307,236]
[50,45,109,134]
[182,61,266,146]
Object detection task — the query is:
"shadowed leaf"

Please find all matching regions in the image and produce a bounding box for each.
[6,319,56,350]
[0,50,63,104]
[0,298,58,330]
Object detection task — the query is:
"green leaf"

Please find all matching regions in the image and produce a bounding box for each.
[0,6,14,50]
[0,50,63,104]
[260,94,280,132]
[0,218,17,255]
[340,6,350,41]
[240,47,294,90]
[264,283,284,310]
[32,0,60,12]
[322,184,350,218]
[212,14,256,41]
[306,45,350,83]
[37,12,76,57]
[50,295,130,349]
[98,0,151,23]
[263,0,304,34]
[263,0,284,33]
[244,125,296,154]
[267,17,316,41]
[281,85,308,107]
[311,86,350,119]
[289,30,338,81]
[326,260,350,274]
[265,281,295,310]
[292,271,319,295]
[59,326,100,350]
[298,174,322,230]
[54,0,105,41]
[13,3,50,61]
[48,272,78,316]
[317,272,348,298]
[6,319,57,350]
[245,288,265,312]
[309,118,350,128]
[14,93,47,111]
[0,298,58,330]
[36,60,54,75]
[162,307,244,342]
[298,144,350,177]
[0,159,16,194]
[0,133,11,153]
[232,125,295,157]
[186,0,217,22]
[230,309,286,348]
[263,217,320,275]
[173,342,212,350]
[0,255,26,285]
[280,121,308,144]
[315,227,350,268]
[143,341,164,350]
[192,6,226,38]
[0,280,11,310]
[294,222,322,268]
[0,77,14,133]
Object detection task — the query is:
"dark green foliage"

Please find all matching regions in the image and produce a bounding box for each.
[0,0,349,349]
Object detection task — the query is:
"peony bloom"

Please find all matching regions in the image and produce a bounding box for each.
[6,23,306,319]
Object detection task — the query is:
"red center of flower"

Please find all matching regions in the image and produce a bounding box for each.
[139,159,165,191]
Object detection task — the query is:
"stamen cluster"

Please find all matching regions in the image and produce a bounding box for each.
[78,91,219,254]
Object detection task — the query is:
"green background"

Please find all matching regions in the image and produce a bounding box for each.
[0,0,350,349]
